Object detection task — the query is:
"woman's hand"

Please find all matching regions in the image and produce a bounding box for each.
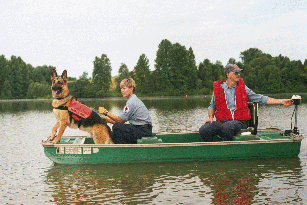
[99,107,108,115]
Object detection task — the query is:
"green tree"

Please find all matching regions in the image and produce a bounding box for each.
[247,55,273,92]
[166,42,198,94]
[32,65,54,84]
[267,65,283,93]
[154,39,173,93]
[7,56,27,98]
[186,47,198,91]
[116,63,130,91]
[212,61,224,81]
[282,60,305,92]
[240,48,266,65]
[0,55,8,93]
[20,61,31,98]
[68,80,90,98]
[240,48,272,84]
[119,63,129,79]
[197,59,224,94]
[227,58,236,64]
[1,79,13,99]
[84,83,97,98]
[26,82,50,99]
[134,54,151,94]
[79,72,89,80]
[197,59,213,87]
[169,43,187,92]
[93,54,112,97]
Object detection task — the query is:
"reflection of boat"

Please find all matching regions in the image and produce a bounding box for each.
[42,98,304,165]
[44,158,303,204]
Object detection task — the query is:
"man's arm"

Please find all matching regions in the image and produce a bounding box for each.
[245,86,292,106]
[266,97,293,107]
[245,86,268,105]
[202,109,215,124]
[202,94,216,124]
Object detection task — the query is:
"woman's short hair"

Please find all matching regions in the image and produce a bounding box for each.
[120,78,136,91]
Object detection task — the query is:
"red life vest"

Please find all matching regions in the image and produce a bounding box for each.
[68,98,92,121]
[213,78,251,121]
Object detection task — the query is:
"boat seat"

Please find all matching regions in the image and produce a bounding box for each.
[238,102,258,135]
[73,137,86,144]
[137,137,163,144]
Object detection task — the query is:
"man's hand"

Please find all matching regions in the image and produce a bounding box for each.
[203,118,214,124]
[282,99,293,107]
[203,109,215,124]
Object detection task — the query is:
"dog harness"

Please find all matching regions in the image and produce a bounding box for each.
[213,78,251,121]
[68,98,92,120]
[54,97,103,128]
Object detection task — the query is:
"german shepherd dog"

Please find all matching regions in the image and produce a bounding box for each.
[48,69,112,144]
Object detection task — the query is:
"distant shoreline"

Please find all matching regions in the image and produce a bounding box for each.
[1,93,306,102]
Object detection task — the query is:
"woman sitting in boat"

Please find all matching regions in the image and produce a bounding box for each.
[99,78,153,144]
[199,64,293,142]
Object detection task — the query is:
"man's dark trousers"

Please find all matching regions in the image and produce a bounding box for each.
[199,120,248,141]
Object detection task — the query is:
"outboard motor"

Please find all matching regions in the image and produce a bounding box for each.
[292,95,301,135]
[285,95,301,136]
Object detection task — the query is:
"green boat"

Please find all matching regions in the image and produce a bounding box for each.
[41,129,302,164]
[42,99,304,164]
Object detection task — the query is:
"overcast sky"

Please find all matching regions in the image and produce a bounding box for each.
[1,0,307,78]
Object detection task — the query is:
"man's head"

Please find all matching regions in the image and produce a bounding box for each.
[225,64,242,74]
[225,64,242,83]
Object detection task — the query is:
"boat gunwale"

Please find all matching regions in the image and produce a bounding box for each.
[41,136,303,148]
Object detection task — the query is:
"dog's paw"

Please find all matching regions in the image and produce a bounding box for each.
[50,140,56,144]
[51,138,61,144]
[42,140,54,145]
[47,135,56,142]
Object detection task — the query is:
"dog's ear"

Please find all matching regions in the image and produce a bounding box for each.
[51,69,57,80]
[62,70,68,83]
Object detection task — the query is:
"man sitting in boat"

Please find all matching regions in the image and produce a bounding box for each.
[99,78,153,144]
[199,64,293,142]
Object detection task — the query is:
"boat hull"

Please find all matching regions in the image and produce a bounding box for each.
[42,130,302,164]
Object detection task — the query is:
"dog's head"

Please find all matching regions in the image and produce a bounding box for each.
[51,69,69,99]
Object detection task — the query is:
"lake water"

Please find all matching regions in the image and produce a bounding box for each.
[1,95,307,204]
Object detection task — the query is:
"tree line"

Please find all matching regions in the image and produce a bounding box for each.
[0,39,307,99]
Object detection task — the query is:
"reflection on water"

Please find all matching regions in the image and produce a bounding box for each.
[0,99,53,113]
[1,96,307,204]
[44,159,303,204]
